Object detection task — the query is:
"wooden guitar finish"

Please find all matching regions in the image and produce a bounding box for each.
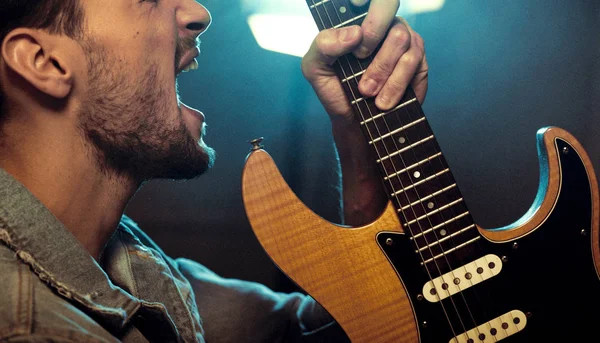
[242,1,600,342]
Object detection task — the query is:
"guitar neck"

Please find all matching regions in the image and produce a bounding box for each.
[306,0,480,274]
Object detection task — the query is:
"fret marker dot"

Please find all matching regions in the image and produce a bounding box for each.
[427,202,435,209]
[440,229,447,236]
[399,137,406,144]
[339,6,347,13]
[414,171,421,178]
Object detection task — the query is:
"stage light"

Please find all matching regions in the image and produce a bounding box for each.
[245,0,445,57]
[248,14,318,58]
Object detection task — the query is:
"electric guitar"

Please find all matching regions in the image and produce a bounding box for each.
[241,1,600,341]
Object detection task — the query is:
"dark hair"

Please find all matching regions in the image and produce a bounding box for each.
[0,0,85,113]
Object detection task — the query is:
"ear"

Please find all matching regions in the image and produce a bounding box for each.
[1,28,74,99]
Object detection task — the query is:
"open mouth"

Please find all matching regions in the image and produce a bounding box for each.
[181,58,199,72]
[176,47,205,141]
[177,47,201,76]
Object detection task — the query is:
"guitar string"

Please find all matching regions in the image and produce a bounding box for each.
[364,15,509,343]
[350,18,497,338]
[344,25,501,342]
[309,2,516,341]
[392,111,499,339]
[314,1,470,338]
[311,0,467,339]
[317,1,506,341]
[324,1,484,339]
[341,5,508,341]
[378,90,497,340]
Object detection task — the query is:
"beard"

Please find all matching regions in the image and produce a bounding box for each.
[77,39,215,182]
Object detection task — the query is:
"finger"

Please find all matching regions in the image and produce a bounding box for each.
[358,18,410,98]
[301,25,362,81]
[411,54,429,105]
[354,0,400,58]
[375,21,426,110]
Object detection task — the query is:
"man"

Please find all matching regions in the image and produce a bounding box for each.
[0,0,427,342]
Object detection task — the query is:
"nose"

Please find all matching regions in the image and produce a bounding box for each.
[178,0,212,37]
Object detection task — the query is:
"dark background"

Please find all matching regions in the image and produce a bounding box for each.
[125,0,600,293]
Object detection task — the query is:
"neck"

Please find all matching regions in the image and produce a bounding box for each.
[0,110,139,259]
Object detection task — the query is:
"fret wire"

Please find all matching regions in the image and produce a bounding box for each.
[403,198,464,227]
[333,13,368,28]
[419,232,481,263]
[369,117,425,144]
[377,135,434,163]
[410,206,471,246]
[309,0,330,9]
[360,98,417,125]
[421,237,481,265]
[351,97,365,105]
[383,147,448,196]
[417,224,476,252]
[391,168,450,197]
[384,152,442,180]
[403,189,466,225]
[402,188,463,227]
[342,70,365,83]
[412,211,471,239]
[401,184,457,211]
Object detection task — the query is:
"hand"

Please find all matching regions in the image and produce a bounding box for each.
[301,0,428,122]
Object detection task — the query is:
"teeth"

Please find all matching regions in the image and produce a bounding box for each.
[182,59,199,72]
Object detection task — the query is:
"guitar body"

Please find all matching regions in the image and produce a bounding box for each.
[242,126,600,342]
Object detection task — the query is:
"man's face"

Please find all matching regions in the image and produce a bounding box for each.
[77,0,214,181]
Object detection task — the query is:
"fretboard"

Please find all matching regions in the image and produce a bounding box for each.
[305,0,480,275]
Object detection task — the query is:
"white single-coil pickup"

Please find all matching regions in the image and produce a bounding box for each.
[423,254,502,302]
[449,310,527,343]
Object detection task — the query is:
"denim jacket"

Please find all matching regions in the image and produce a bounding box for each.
[0,168,348,342]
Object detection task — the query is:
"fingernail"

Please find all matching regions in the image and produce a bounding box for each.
[361,78,378,95]
[354,45,371,58]
[376,94,390,109]
[340,27,358,42]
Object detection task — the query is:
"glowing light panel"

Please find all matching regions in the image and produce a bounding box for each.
[246,0,445,57]
[248,14,318,58]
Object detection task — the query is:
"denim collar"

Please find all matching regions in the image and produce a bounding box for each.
[0,168,141,333]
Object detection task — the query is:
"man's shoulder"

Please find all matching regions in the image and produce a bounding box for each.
[0,244,119,343]
[118,215,164,253]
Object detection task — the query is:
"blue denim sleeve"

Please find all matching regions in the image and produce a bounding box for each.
[176,258,350,343]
